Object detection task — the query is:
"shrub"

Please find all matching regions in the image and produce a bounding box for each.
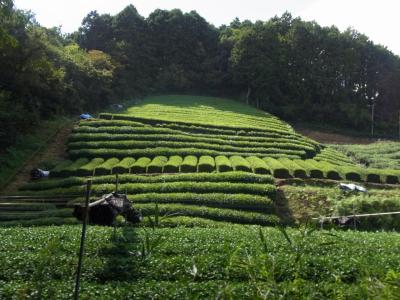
[278,158,307,178]
[131,157,151,174]
[198,156,215,172]
[335,196,400,230]
[339,166,363,182]
[294,159,324,179]
[58,158,89,177]
[112,157,136,174]
[21,172,274,191]
[229,156,252,172]
[137,203,280,226]
[147,156,168,173]
[164,156,183,173]
[246,156,270,174]
[128,193,274,212]
[215,156,233,172]
[95,158,120,176]
[181,156,198,173]
[263,158,291,178]
[77,158,105,176]
[366,169,382,183]
[50,160,73,178]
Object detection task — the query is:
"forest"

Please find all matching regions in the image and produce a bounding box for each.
[1,0,400,150]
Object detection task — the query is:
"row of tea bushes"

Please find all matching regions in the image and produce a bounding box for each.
[68,148,303,160]
[21,172,275,191]
[49,156,400,184]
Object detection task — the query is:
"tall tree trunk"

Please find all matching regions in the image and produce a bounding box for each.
[246,85,251,105]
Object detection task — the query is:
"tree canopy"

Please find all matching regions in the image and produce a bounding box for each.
[1,1,400,151]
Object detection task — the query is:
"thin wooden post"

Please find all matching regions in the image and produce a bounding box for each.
[74,179,92,300]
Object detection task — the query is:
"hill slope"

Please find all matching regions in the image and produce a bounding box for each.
[8,95,400,226]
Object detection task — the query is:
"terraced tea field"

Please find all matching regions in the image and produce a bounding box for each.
[6,95,400,226]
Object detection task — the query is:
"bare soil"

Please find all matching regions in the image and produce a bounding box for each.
[295,127,378,145]
[2,123,75,194]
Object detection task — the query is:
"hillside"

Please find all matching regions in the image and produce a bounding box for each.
[4,95,400,227]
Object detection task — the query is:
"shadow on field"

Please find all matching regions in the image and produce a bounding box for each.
[97,225,142,282]
[274,188,295,226]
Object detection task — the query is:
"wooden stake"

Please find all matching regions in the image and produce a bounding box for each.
[74,179,92,300]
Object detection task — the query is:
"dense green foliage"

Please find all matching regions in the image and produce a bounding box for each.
[2,0,400,149]
[0,225,399,299]
[332,141,400,169]
[0,0,115,149]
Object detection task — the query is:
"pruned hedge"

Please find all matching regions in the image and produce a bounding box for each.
[215,156,233,172]
[95,158,120,175]
[164,156,183,173]
[181,156,198,173]
[77,158,105,176]
[294,159,324,179]
[131,157,151,173]
[246,156,270,174]
[263,158,291,178]
[136,203,280,226]
[21,172,275,191]
[278,158,307,178]
[198,156,215,172]
[230,155,252,172]
[147,156,168,173]
[112,157,136,174]
[128,193,274,212]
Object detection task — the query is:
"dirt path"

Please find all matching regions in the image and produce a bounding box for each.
[2,123,75,194]
[295,127,379,145]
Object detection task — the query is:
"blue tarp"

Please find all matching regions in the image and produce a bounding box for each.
[80,113,92,120]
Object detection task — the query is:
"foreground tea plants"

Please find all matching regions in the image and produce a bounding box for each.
[0,225,399,299]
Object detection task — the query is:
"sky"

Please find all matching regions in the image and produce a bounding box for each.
[14,0,400,55]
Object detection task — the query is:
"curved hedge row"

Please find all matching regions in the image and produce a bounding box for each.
[136,203,280,226]
[128,193,274,212]
[68,132,316,152]
[68,148,304,160]
[67,140,310,157]
[21,172,275,191]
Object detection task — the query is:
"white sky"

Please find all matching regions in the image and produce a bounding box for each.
[14,0,400,55]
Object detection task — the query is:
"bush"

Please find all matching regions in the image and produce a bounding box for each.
[21,172,275,191]
[58,158,89,177]
[181,156,198,173]
[94,158,120,176]
[147,156,168,173]
[278,158,307,178]
[112,157,136,174]
[50,160,73,178]
[229,156,252,172]
[335,196,400,230]
[263,158,291,178]
[137,203,280,226]
[339,166,363,182]
[131,157,151,174]
[366,169,382,183]
[164,156,183,173]
[246,156,270,174]
[215,156,233,172]
[128,193,274,212]
[294,159,324,179]
[77,158,105,176]
[198,156,215,172]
